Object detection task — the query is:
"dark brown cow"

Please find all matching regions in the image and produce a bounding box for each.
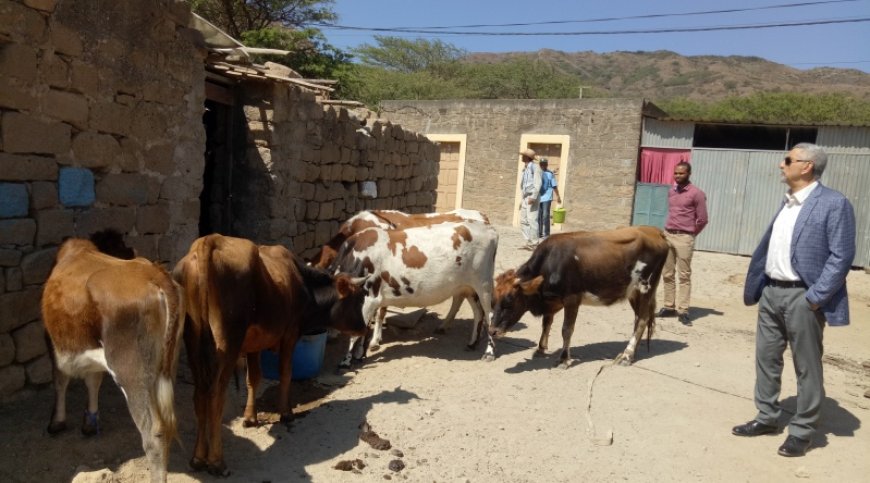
[490,226,669,367]
[172,234,368,476]
[42,230,184,483]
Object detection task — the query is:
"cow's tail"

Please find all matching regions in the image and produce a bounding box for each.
[156,279,185,447]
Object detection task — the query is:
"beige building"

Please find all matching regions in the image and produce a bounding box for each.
[380,99,664,231]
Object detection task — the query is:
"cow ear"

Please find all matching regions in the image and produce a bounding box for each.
[336,274,368,299]
[519,275,544,295]
[335,275,353,299]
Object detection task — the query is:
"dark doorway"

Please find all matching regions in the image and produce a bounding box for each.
[200,81,238,236]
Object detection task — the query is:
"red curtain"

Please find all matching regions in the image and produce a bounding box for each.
[639,148,692,184]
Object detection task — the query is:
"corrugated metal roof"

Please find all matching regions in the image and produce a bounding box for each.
[656,117,870,128]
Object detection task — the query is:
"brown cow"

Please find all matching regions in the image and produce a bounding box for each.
[42,230,185,483]
[172,234,368,476]
[489,226,669,367]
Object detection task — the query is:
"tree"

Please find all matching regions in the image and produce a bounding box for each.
[241,27,349,78]
[189,0,337,39]
[659,92,870,125]
[353,36,466,74]
[190,1,348,79]
[458,58,581,99]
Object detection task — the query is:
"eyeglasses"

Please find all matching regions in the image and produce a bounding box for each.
[784,156,812,166]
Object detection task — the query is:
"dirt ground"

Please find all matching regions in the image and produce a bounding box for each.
[2,225,869,482]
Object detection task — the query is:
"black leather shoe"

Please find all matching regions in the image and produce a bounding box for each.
[732,420,777,437]
[678,313,692,326]
[656,307,677,318]
[777,435,810,457]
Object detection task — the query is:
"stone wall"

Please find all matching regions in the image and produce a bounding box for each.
[380,99,647,230]
[0,0,206,400]
[0,1,440,401]
[230,83,439,258]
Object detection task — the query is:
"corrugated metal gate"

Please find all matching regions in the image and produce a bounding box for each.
[690,149,870,266]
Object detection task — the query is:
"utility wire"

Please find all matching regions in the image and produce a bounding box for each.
[317,17,870,36]
[357,0,861,30]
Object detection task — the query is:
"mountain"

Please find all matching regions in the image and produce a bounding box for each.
[464,49,870,102]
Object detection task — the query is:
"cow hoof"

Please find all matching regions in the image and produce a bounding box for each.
[555,360,572,370]
[480,353,496,362]
[242,418,259,428]
[279,413,294,427]
[369,343,380,351]
[189,457,208,472]
[207,463,230,477]
[81,411,100,437]
[532,349,548,358]
[46,421,68,435]
[613,357,632,367]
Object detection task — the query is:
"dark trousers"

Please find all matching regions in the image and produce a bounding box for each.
[538,201,552,238]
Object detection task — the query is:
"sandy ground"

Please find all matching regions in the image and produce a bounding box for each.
[2,224,869,482]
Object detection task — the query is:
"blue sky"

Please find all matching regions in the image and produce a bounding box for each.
[322,0,870,72]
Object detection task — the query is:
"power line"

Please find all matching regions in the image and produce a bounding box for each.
[791,60,870,65]
[360,0,861,30]
[317,17,870,36]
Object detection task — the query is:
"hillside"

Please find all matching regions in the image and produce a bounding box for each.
[464,49,870,102]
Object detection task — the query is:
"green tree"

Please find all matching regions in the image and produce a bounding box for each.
[335,65,470,106]
[189,0,336,39]
[352,36,466,74]
[190,1,348,79]
[659,92,870,125]
[241,27,349,78]
[458,58,581,99]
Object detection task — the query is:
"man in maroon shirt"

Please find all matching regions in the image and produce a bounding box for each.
[658,161,709,326]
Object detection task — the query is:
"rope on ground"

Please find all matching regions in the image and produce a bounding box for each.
[585,362,614,446]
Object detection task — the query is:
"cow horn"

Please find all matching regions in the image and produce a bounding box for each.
[350,275,369,286]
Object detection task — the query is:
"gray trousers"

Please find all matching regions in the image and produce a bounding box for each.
[754,285,826,440]
[519,198,539,244]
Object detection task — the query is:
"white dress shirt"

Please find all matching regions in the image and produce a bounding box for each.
[765,181,818,281]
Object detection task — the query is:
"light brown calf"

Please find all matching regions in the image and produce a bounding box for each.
[42,231,184,483]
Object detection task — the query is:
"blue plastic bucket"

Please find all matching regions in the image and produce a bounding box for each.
[261,330,328,381]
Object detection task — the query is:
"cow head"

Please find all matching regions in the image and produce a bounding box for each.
[89,229,136,260]
[326,274,370,336]
[489,269,544,337]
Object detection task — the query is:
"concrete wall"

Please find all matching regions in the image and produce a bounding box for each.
[380,99,647,230]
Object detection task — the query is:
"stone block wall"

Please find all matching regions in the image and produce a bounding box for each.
[0,0,205,400]
[380,99,646,230]
[231,83,439,258]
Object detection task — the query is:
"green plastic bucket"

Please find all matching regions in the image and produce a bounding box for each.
[552,207,566,224]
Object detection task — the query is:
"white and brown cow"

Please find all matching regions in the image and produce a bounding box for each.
[42,230,185,483]
[312,209,491,347]
[172,234,368,476]
[329,220,499,366]
[310,208,490,269]
[490,226,669,367]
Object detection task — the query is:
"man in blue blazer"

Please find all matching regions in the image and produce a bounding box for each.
[732,143,856,457]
